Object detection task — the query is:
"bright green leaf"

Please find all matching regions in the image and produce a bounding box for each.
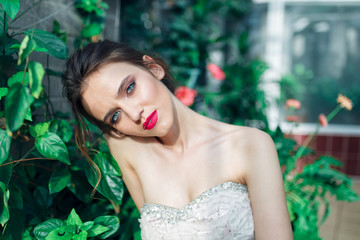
[28,61,44,98]
[35,132,70,165]
[45,225,76,240]
[66,209,82,227]
[87,224,110,237]
[49,168,71,194]
[5,83,34,132]
[0,182,10,227]
[18,36,36,65]
[0,87,8,100]
[93,215,119,239]
[24,107,32,121]
[72,230,87,240]
[0,128,11,165]
[81,23,102,38]
[24,29,68,59]
[30,121,50,138]
[80,221,94,231]
[7,71,29,87]
[0,0,20,19]
[33,219,65,240]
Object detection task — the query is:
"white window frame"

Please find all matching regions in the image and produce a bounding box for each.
[253,0,360,136]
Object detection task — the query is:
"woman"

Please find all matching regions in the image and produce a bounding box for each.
[62,40,293,239]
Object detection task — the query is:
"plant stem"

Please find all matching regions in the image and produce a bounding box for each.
[20,146,36,160]
[326,105,342,122]
[0,157,56,167]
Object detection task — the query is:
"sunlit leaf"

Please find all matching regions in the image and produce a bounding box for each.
[0,87,8,100]
[66,208,82,227]
[18,35,36,65]
[7,71,29,87]
[87,224,110,237]
[33,219,65,240]
[0,0,20,19]
[28,61,45,98]
[93,215,119,239]
[45,225,76,240]
[35,132,70,165]
[5,83,34,132]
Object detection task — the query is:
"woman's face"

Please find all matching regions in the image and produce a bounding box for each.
[81,60,174,137]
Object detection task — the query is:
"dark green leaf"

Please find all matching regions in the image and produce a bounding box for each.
[93,215,119,239]
[81,23,102,38]
[0,128,11,165]
[35,132,70,164]
[1,208,25,239]
[7,71,29,87]
[28,61,45,99]
[33,186,53,208]
[0,182,10,226]
[0,8,8,35]
[5,83,34,132]
[33,219,65,240]
[49,168,71,194]
[0,0,20,19]
[0,158,12,185]
[24,29,68,59]
[7,185,23,209]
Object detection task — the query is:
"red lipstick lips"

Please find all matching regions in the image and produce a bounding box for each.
[143,110,158,130]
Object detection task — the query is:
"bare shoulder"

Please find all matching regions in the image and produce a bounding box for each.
[229,126,293,239]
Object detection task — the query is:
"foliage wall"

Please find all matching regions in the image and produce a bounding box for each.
[0,0,358,240]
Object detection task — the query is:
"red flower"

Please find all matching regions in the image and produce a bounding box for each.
[174,86,197,106]
[286,99,301,109]
[318,113,328,127]
[207,63,226,81]
[286,115,299,122]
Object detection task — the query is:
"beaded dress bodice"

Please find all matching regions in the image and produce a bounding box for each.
[139,182,255,240]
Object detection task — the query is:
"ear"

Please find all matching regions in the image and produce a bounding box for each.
[142,55,165,80]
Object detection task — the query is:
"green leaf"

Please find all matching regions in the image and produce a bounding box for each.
[7,71,29,87]
[33,219,65,240]
[66,208,82,227]
[0,128,11,165]
[49,168,71,194]
[1,208,25,239]
[0,182,10,227]
[35,132,70,164]
[0,87,8,100]
[0,0,20,19]
[45,225,76,240]
[80,221,94,231]
[81,23,102,38]
[50,120,72,143]
[34,186,53,208]
[5,83,34,132]
[28,61,45,98]
[96,152,121,177]
[30,121,50,138]
[87,224,110,237]
[0,158,12,185]
[93,215,119,239]
[72,230,87,240]
[24,107,32,121]
[24,29,68,59]
[18,35,36,65]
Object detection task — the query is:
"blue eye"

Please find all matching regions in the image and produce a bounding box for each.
[111,111,120,125]
[126,82,135,94]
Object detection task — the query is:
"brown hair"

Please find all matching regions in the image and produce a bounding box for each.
[62,40,175,195]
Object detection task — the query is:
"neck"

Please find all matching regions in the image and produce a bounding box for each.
[156,95,207,154]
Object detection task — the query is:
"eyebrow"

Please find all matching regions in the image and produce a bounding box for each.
[102,75,131,122]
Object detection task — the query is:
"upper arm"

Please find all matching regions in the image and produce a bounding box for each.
[106,136,145,210]
[243,129,293,240]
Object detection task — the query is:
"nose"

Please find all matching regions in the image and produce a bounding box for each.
[122,101,143,123]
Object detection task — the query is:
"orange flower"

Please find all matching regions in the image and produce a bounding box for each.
[337,94,353,110]
[286,115,299,122]
[175,86,197,106]
[207,63,226,81]
[286,99,301,109]
[318,113,328,127]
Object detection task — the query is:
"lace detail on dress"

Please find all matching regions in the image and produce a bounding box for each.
[139,182,255,240]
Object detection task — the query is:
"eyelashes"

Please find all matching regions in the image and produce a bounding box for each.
[110,80,136,125]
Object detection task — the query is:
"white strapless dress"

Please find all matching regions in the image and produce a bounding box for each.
[139,182,255,240]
